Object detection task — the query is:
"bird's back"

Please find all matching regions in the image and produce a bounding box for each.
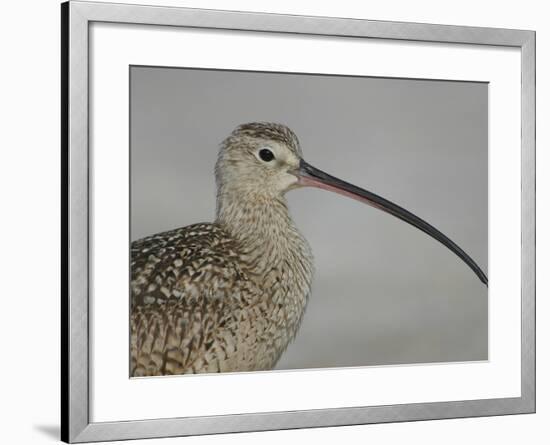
[131,223,281,376]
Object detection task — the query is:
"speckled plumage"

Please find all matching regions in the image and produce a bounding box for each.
[130,123,314,376]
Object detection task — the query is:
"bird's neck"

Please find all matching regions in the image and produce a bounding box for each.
[216,190,293,253]
[215,190,313,278]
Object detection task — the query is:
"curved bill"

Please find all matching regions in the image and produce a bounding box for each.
[296,159,488,286]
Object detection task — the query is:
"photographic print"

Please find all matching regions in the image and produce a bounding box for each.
[129,66,488,376]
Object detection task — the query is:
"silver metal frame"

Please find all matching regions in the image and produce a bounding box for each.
[61,1,535,442]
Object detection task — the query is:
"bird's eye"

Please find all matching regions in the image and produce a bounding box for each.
[258,148,275,162]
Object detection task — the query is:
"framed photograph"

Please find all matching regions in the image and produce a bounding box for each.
[61,1,535,442]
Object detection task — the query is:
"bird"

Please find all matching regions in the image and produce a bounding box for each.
[130,122,487,377]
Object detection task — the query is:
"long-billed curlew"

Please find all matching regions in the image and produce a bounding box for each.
[130,122,487,376]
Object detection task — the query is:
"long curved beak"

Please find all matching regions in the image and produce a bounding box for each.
[296,159,488,286]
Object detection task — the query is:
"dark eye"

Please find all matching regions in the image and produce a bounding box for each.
[259,148,275,162]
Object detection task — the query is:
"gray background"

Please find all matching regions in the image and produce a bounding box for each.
[130,66,488,369]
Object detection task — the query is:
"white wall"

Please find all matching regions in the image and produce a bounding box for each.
[0,0,546,444]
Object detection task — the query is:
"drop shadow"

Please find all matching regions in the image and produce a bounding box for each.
[34,424,59,440]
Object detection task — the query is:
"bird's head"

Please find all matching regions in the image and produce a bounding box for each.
[215,122,303,198]
[215,122,487,286]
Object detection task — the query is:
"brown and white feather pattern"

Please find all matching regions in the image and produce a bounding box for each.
[131,208,313,376]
